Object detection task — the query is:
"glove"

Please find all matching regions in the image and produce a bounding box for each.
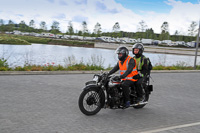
[113,76,121,81]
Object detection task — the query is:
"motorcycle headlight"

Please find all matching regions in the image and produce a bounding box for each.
[93,75,99,82]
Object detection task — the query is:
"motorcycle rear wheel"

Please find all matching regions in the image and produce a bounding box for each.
[78,88,102,115]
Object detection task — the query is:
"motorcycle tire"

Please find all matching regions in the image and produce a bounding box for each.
[78,87,103,115]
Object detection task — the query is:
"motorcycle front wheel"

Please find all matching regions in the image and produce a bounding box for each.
[78,88,103,115]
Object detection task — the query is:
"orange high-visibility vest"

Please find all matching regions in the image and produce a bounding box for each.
[119,55,138,81]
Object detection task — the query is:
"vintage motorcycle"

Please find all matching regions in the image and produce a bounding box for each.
[78,72,153,115]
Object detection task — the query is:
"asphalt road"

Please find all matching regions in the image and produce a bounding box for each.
[0,72,200,133]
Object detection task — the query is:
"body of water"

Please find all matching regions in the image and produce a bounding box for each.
[0,44,200,68]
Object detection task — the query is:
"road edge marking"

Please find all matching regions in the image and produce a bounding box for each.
[139,121,200,133]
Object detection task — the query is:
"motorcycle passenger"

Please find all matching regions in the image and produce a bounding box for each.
[132,43,149,102]
[107,46,139,107]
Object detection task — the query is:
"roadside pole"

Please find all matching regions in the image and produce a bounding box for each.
[194,20,200,70]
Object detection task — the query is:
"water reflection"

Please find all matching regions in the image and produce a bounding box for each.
[0,44,199,68]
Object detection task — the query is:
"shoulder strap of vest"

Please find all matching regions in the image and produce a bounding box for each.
[140,55,144,64]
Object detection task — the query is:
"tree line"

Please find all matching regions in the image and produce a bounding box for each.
[0,19,198,42]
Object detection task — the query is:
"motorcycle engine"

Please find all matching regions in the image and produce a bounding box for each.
[108,87,121,108]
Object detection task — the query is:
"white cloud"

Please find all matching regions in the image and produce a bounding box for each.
[132,0,200,35]
[0,0,200,35]
[164,0,200,34]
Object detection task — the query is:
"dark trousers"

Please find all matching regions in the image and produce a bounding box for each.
[135,78,145,97]
[121,80,135,102]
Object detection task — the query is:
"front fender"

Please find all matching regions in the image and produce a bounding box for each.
[83,84,101,91]
[85,80,97,86]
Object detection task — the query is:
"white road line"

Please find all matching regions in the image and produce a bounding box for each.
[139,122,200,133]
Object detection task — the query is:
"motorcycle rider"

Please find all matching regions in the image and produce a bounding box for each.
[132,43,149,102]
[107,46,139,107]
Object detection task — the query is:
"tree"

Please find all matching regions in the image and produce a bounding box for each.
[174,30,179,35]
[145,28,155,39]
[112,22,120,33]
[67,21,74,36]
[188,21,197,36]
[0,20,14,32]
[29,20,35,28]
[50,21,60,34]
[40,21,47,30]
[51,21,59,30]
[82,21,88,38]
[160,21,170,40]
[78,30,82,36]
[159,31,170,40]
[19,20,27,32]
[19,20,26,25]
[0,19,4,26]
[93,22,101,37]
[173,30,180,41]
[8,20,14,25]
[0,19,5,32]
[135,32,145,39]
[137,20,147,32]
[161,21,169,33]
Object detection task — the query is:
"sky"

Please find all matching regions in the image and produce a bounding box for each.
[0,0,200,35]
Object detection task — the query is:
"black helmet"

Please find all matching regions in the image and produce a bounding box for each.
[132,43,144,56]
[115,46,129,61]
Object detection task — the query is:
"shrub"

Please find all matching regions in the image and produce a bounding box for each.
[66,64,87,70]
[0,58,9,68]
[153,65,164,70]
[0,67,8,71]
[56,65,66,71]
[14,66,25,71]
[30,65,43,71]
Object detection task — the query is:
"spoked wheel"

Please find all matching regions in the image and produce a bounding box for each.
[78,88,103,115]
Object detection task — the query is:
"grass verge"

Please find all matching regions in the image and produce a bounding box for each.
[1,58,200,71]
[0,34,94,47]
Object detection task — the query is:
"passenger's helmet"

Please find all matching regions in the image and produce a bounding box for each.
[115,46,129,61]
[132,43,144,56]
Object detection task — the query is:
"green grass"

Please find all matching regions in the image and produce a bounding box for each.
[12,35,52,44]
[49,39,94,47]
[0,57,105,71]
[0,64,104,71]
[14,64,67,71]
[153,64,199,70]
[0,34,94,46]
[0,34,31,45]
[1,56,200,71]
[1,63,200,71]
